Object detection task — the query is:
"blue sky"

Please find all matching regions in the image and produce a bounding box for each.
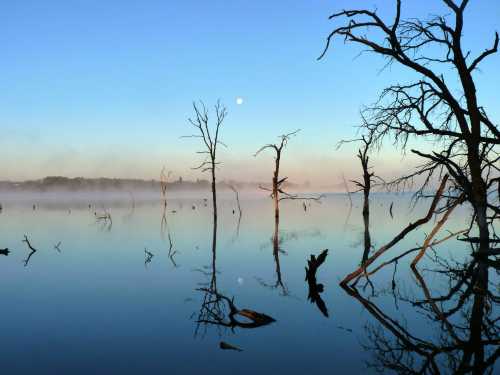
[1,0,499,184]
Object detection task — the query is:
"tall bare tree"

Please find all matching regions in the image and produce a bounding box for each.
[320,0,499,257]
[184,100,227,226]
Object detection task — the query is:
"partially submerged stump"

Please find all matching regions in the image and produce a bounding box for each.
[305,249,329,317]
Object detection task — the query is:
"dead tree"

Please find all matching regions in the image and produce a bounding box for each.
[339,134,380,266]
[351,135,379,220]
[184,100,227,227]
[160,167,171,209]
[255,130,321,219]
[320,0,499,258]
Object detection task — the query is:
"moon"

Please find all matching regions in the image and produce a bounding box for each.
[236,97,244,105]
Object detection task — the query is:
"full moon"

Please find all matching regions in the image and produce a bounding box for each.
[236,97,244,105]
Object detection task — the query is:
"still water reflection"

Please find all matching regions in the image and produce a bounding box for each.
[0,193,497,374]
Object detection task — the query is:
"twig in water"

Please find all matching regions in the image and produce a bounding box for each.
[22,234,38,266]
[144,248,154,267]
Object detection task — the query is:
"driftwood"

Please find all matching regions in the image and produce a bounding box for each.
[196,288,276,330]
[220,341,243,352]
[340,175,449,286]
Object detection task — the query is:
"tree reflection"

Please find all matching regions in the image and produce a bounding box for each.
[342,255,500,374]
[194,202,275,338]
[256,213,289,296]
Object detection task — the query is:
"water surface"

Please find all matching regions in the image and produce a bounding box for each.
[0,192,497,374]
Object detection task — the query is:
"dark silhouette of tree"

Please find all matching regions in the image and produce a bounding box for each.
[339,133,381,266]
[254,130,299,220]
[320,0,499,262]
[184,100,227,227]
[254,130,321,220]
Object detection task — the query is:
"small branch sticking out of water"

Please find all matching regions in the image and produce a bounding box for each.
[144,248,154,267]
[229,185,242,218]
[22,234,38,266]
[342,173,353,209]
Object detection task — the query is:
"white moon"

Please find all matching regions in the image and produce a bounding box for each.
[236,97,244,105]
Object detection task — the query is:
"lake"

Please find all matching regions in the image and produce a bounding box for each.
[0,192,498,374]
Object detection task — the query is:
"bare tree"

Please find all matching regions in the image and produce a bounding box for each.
[350,135,380,220]
[339,134,381,264]
[160,167,171,209]
[184,100,227,226]
[320,0,499,259]
[255,130,321,219]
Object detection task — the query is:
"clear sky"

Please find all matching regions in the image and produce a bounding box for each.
[1,0,499,185]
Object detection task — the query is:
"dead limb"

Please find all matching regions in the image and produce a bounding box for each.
[196,288,276,329]
[340,175,449,286]
[411,194,465,267]
[355,229,467,284]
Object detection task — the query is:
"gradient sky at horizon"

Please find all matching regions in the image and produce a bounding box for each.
[1,0,499,185]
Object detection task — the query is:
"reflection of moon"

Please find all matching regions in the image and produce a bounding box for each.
[236,97,244,105]
[237,277,244,285]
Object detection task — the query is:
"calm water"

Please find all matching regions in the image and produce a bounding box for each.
[0,192,498,374]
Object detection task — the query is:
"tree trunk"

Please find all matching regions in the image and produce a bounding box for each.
[273,152,281,220]
[211,159,217,227]
[468,144,490,255]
